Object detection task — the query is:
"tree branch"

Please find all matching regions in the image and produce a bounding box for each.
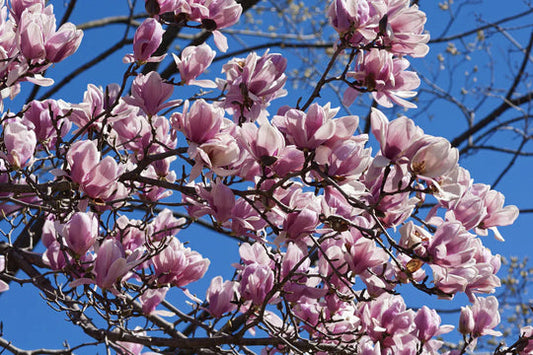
[429,8,533,44]
[451,91,533,148]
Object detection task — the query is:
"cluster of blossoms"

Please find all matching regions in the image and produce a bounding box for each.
[0,0,529,354]
[328,0,426,108]
[145,0,242,51]
[42,209,209,300]
[0,0,82,110]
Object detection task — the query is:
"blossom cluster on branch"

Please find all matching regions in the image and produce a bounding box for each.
[0,0,528,354]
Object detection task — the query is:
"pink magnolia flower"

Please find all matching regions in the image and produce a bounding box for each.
[61,212,99,255]
[239,263,274,305]
[448,189,487,231]
[281,243,310,280]
[344,228,389,275]
[327,0,386,45]
[0,256,9,292]
[474,185,519,240]
[186,181,235,223]
[363,163,417,228]
[66,139,99,184]
[319,304,361,343]
[145,0,178,15]
[138,165,176,202]
[280,243,325,302]
[44,22,83,63]
[270,145,305,177]
[190,131,240,179]
[124,72,181,117]
[206,276,239,318]
[314,136,372,182]
[272,103,338,150]
[2,120,36,168]
[431,263,477,295]
[110,109,150,153]
[221,50,287,123]
[205,181,235,223]
[172,43,216,87]
[18,23,44,62]
[43,240,68,271]
[115,216,146,255]
[185,0,242,52]
[124,18,165,64]
[225,197,267,239]
[358,337,383,355]
[282,207,321,242]
[151,238,210,287]
[149,208,185,242]
[357,293,415,348]
[66,140,125,201]
[458,306,475,335]
[17,4,82,63]
[382,0,430,57]
[318,243,349,276]
[83,157,124,200]
[459,296,502,338]
[146,0,241,51]
[322,184,367,221]
[22,99,70,147]
[427,221,476,268]
[16,4,53,61]
[464,238,501,298]
[187,0,242,30]
[323,114,360,145]
[318,225,387,279]
[406,135,459,179]
[238,242,272,267]
[93,238,138,290]
[433,165,472,206]
[171,99,226,144]
[370,108,423,162]
[344,49,420,109]
[69,83,122,131]
[240,122,286,163]
[139,287,169,315]
[399,221,432,257]
[9,0,45,23]
[414,306,453,345]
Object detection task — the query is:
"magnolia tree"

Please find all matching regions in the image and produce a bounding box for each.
[0,0,530,354]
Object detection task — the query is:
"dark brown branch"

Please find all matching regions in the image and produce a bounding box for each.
[0,180,73,195]
[58,0,78,27]
[462,145,533,156]
[492,138,528,188]
[141,24,182,75]
[0,336,99,355]
[429,8,533,44]
[86,332,352,353]
[4,216,45,275]
[216,41,333,63]
[77,14,146,30]
[505,31,533,101]
[450,91,533,148]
